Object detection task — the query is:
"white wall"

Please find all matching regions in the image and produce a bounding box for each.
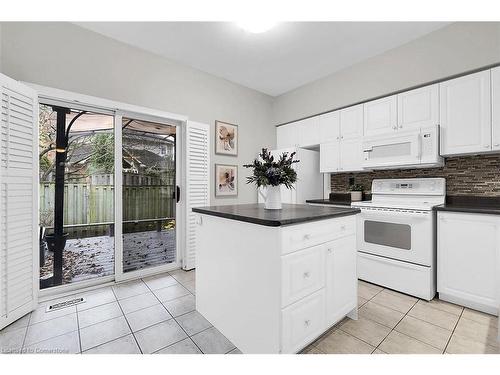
[273,22,500,125]
[0,22,274,205]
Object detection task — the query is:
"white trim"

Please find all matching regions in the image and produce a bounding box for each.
[24,82,188,125]
[113,113,124,282]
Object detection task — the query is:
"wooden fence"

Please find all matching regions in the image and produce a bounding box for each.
[40,183,175,238]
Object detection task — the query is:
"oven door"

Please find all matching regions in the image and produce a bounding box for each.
[356,207,434,266]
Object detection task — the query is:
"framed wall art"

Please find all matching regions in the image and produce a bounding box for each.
[215,120,238,156]
[215,164,238,197]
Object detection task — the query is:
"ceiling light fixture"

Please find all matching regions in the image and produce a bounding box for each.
[236,21,277,34]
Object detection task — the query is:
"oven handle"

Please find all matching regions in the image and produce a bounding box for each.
[356,209,431,218]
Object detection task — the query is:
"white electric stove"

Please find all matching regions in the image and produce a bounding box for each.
[351,178,446,300]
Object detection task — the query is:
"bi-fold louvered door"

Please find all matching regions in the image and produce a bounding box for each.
[183,121,210,270]
[0,73,38,330]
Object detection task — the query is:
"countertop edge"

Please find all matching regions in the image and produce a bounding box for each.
[434,204,500,215]
[192,207,361,227]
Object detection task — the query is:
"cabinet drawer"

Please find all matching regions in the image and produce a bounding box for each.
[282,244,325,307]
[281,216,355,254]
[281,289,326,354]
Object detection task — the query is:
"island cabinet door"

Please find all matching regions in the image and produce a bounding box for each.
[325,235,357,326]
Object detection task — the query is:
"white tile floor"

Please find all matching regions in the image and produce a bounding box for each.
[303,280,500,354]
[0,269,239,354]
[1,274,498,354]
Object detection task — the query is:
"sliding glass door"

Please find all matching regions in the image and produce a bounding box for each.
[38,104,180,290]
[119,116,178,277]
[39,104,115,289]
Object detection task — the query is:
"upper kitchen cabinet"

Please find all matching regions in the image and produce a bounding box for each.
[397,84,439,130]
[320,141,340,173]
[491,66,500,152]
[276,123,299,149]
[363,95,397,136]
[440,70,491,156]
[318,111,340,143]
[298,117,320,148]
[339,104,364,139]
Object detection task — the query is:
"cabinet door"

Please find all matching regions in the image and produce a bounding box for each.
[276,123,298,149]
[397,84,439,130]
[318,111,340,143]
[319,141,339,173]
[340,104,363,139]
[437,212,499,313]
[298,117,320,147]
[492,67,500,152]
[363,95,397,136]
[339,138,364,172]
[325,235,357,326]
[439,70,491,156]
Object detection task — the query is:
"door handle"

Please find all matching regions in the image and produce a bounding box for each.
[176,185,180,203]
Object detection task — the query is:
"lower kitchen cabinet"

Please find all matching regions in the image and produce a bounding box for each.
[437,211,500,315]
[196,213,358,353]
[325,235,357,326]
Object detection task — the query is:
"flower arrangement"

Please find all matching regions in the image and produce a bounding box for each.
[243,148,300,188]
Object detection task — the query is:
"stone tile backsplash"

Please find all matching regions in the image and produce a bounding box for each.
[330,154,500,196]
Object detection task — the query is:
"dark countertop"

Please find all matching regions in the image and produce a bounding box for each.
[434,196,500,215]
[306,199,351,206]
[192,203,360,227]
[306,193,372,206]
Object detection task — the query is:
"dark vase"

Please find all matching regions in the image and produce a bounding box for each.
[44,233,69,252]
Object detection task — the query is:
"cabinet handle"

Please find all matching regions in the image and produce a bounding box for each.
[303,271,311,279]
[304,319,311,327]
[303,234,311,240]
[485,145,490,148]
[341,225,346,231]
[494,144,500,147]
[327,248,333,253]
[392,126,397,130]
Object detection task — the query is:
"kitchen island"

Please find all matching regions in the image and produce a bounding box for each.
[192,203,360,354]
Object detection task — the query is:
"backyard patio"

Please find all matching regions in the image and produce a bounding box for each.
[40,229,176,284]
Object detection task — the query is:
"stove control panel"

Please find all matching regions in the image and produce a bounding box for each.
[372,178,445,195]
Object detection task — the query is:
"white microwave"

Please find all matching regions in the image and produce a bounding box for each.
[362,125,443,169]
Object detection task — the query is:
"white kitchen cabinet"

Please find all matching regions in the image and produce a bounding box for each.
[320,141,340,173]
[363,95,397,136]
[276,123,298,149]
[325,235,357,326]
[339,104,364,139]
[339,138,364,172]
[298,117,320,148]
[320,138,364,173]
[439,70,491,156]
[196,213,358,353]
[437,211,500,315]
[397,84,439,130]
[318,111,340,143]
[491,66,500,152]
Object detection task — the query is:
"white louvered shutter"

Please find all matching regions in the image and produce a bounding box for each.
[0,74,38,330]
[183,121,210,270]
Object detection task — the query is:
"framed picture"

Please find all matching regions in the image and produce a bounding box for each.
[215,164,238,197]
[215,120,238,156]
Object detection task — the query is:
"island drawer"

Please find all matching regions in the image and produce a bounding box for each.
[281,244,325,307]
[281,289,326,354]
[281,216,355,254]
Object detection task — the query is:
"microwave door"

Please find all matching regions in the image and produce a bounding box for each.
[363,133,420,168]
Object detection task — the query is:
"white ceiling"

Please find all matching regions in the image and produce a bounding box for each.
[77,22,449,97]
